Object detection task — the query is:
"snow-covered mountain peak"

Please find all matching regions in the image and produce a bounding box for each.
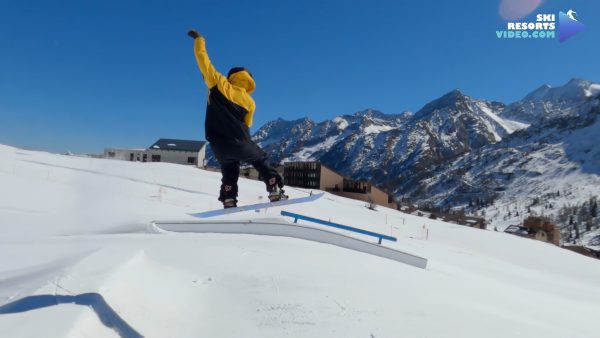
[352,108,386,118]
[405,88,525,143]
[501,79,599,125]
[523,78,600,102]
[413,89,469,119]
[524,84,552,101]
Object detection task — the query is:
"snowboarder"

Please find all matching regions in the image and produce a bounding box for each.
[188,29,285,208]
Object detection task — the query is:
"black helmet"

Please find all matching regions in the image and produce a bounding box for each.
[227,67,253,79]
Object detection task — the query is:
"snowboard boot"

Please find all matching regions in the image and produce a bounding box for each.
[222,198,237,209]
[219,184,238,209]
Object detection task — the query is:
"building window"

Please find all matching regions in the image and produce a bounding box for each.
[130,153,134,161]
[143,154,147,162]
[188,157,196,164]
[343,179,368,194]
[283,161,322,189]
[108,152,115,158]
[152,155,161,162]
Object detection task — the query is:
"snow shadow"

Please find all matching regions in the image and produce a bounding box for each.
[0,293,143,338]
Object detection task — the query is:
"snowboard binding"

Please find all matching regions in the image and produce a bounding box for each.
[268,189,289,202]
[222,198,237,209]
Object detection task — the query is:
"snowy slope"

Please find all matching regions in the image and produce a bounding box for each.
[1,144,599,338]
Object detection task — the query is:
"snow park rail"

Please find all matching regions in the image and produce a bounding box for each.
[280,210,397,244]
[152,219,427,269]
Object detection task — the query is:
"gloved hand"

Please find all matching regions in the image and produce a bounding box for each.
[187,30,201,39]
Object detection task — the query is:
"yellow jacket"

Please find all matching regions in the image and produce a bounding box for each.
[193,37,256,127]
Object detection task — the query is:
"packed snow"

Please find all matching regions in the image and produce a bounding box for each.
[362,124,394,135]
[587,83,600,98]
[332,117,349,130]
[476,102,530,135]
[289,136,340,161]
[0,144,599,338]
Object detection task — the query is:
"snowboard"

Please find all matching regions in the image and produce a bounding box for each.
[190,193,324,218]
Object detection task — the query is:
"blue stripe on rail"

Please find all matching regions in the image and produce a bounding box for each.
[280,210,397,244]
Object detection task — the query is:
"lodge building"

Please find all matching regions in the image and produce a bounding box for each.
[282,161,398,209]
[104,138,207,167]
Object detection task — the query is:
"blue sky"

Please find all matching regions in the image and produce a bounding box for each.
[1,0,599,153]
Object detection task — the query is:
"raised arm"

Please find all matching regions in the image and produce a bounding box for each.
[188,30,226,89]
[187,30,256,127]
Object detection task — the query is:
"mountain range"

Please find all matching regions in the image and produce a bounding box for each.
[211,78,600,245]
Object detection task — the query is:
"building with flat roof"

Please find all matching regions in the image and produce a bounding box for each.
[104,138,207,167]
[283,161,398,209]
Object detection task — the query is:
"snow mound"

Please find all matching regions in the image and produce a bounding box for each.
[0,144,599,338]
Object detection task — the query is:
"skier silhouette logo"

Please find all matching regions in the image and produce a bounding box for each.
[559,9,584,42]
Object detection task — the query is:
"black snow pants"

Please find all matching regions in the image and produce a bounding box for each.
[210,140,282,202]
